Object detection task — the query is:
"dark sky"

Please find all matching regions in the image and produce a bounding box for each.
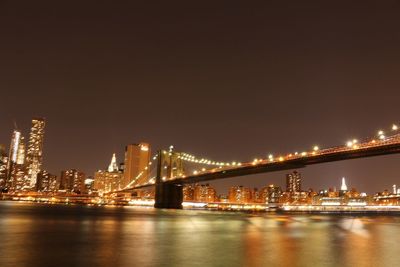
[1,0,400,194]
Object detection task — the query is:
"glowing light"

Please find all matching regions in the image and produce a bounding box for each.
[313,146,319,151]
[393,124,398,131]
[278,156,284,162]
[346,141,353,148]
[301,152,307,156]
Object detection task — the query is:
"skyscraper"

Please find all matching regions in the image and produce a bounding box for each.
[94,153,123,193]
[108,153,119,172]
[341,177,348,191]
[0,144,7,190]
[26,118,46,189]
[6,130,27,191]
[122,142,150,188]
[286,171,301,194]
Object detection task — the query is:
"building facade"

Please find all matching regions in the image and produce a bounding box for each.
[7,130,28,191]
[193,183,216,202]
[262,184,282,204]
[26,118,46,188]
[183,184,195,201]
[228,185,252,203]
[0,144,7,190]
[36,170,58,192]
[122,143,150,188]
[286,171,301,194]
[60,169,86,194]
[94,153,123,194]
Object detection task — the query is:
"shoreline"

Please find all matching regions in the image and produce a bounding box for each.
[2,198,400,215]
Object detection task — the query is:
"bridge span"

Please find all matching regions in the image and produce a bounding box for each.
[121,131,400,209]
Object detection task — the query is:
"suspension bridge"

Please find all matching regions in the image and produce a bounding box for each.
[112,124,400,209]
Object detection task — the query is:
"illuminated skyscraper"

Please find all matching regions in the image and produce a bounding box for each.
[6,130,27,191]
[0,144,7,190]
[286,171,301,194]
[94,153,123,193]
[108,153,119,172]
[26,118,46,189]
[122,142,150,188]
[341,177,348,191]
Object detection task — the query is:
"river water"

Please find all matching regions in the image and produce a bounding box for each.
[0,201,399,267]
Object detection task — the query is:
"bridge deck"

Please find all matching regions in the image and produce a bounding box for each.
[129,140,400,190]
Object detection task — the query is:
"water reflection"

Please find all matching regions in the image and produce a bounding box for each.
[1,202,400,267]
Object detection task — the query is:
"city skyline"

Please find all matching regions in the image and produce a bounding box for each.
[1,118,400,194]
[2,2,400,267]
[1,1,400,194]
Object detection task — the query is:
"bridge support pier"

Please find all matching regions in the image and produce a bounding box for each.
[154,183,183,209]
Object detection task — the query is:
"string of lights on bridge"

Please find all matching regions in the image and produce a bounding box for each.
[118,122,400,189]
[178,123,400,176]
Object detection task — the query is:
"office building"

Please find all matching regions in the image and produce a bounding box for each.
[36,170,58,192]
[286,171,301,194]
[228,185,252,203]
[122,142,150,188]
[193,183,216,202]
[7,130,28,191]
[262,184,282,204]
[94,153,123,193]
[60,169,86,194]
[183,184,195,201]
[0,144,7,190]
[26,118,46,188]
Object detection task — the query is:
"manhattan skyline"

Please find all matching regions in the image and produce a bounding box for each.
[1,1,400,193]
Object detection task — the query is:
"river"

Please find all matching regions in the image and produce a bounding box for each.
[0,201,399,267]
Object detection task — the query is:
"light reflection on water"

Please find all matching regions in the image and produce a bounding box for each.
[1,202,400,267]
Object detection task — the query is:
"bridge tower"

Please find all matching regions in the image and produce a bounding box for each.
[154,147,185,209]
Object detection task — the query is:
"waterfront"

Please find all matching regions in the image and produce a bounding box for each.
[1,202,400,267]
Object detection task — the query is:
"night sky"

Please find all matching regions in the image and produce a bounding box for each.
[1,1,400,194]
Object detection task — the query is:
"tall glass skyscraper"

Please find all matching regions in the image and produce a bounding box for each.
[26,118,46,188]
[6,129,26,191]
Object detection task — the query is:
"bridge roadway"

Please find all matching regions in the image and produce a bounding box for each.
[125,135,400,208]
[132,139,400,190]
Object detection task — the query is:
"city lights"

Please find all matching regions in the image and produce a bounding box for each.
[2,118,400,213]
